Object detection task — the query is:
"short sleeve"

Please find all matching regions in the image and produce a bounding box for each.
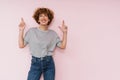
[56,35,62,48]
[24,29,31,45]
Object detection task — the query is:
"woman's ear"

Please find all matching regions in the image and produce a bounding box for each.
[48,19,50,22]
[38,20,40,24]
[48,19,50,23]
[38,19,40,22]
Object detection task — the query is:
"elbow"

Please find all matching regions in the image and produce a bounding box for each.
[19,45,25,48]
[60,45,66,49]
[61,47,66,49]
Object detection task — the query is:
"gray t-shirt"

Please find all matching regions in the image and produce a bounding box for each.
[24,27,62,58]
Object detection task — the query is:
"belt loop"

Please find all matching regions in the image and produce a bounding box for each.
[41,57,43,60]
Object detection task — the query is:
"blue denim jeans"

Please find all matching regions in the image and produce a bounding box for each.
[27,56,55,80]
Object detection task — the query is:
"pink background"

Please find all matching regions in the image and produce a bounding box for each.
[0,0,120,80]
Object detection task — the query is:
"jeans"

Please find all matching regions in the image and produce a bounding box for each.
[27,56,55,80]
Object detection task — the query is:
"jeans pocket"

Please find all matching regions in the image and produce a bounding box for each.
[46,57,54,66]
[31,58,37,64]
[46,56,52,62]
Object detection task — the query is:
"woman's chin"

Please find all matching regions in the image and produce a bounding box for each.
[40,23,48,26]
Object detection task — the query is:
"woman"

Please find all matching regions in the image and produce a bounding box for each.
[18,7,67,80]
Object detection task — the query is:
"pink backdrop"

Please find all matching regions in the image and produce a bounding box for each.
[0,0,120,80]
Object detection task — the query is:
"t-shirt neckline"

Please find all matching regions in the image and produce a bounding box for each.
[37,27,49,32]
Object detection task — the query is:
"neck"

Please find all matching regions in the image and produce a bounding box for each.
[39,25,48,31]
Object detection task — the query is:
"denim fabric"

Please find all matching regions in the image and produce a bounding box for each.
[27,56,55,80]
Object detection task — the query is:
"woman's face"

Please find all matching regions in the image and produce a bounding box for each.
[39,13,49,26]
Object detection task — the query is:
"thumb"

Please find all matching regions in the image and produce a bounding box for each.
[21,17,25,23]
[58,26,62,30]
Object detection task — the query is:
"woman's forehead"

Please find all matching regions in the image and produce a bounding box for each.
[39,13,48,16]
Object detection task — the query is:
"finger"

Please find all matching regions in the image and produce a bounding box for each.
[62,20,65,26]
[21,17,24,22]
[58,26,62,30]
[65,26,68,29]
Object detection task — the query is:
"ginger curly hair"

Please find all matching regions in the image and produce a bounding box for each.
[33,7,54,25]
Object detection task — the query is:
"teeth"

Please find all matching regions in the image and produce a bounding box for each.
[41,20,46,22]
[41,21,45,23]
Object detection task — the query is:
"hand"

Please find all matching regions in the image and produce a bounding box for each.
[19,18,26,31]
[59,20,68,33]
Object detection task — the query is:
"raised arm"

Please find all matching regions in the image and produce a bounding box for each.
[58,20,68,49]
[18,18,26,48]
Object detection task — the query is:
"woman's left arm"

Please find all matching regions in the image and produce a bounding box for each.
[59,20,68,49]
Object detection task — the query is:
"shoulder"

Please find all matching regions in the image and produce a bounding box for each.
[48,29,59,37]
[27,27,37,32]
[49,29,57,35]
[25,27,37,35]
[29,27,37,31]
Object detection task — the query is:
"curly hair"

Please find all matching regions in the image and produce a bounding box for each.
[33,7,54,25]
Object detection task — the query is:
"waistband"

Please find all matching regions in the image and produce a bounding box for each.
[32,56,52,60]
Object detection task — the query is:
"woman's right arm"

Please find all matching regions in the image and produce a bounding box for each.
[18,18,26,48]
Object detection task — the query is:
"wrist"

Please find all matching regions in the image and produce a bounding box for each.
[63,31,67,34]
[19,29,24,32]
